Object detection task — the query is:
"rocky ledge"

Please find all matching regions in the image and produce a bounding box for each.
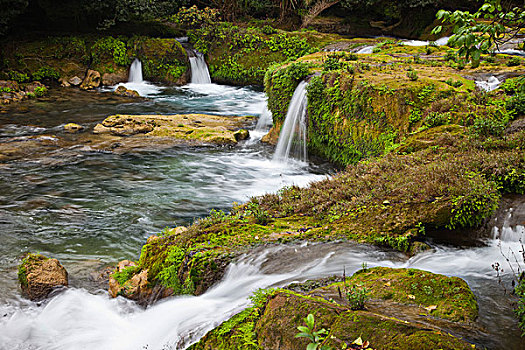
[190,267,478,350]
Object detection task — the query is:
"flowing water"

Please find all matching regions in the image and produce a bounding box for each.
[189,51,212,84]
[0,64,524,349]
[273,81,308,163]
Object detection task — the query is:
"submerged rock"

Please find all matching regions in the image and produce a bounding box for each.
[18,253,68,301]
[190,267,477,350]
[93,114,252,145]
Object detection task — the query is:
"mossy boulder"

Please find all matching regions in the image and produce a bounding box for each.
[93,114,252,145]
[18,253,68,301]
[190,268,477,350]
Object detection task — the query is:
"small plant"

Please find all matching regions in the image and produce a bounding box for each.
[407,69,418,81]
[445,78,463,88]
[261,25,277,35]
[346,284,369,310]
[171,5,219,29]
[507,57,522,67]
[295,314,332,350]
[424,111,451,128]
[33,86,47,97]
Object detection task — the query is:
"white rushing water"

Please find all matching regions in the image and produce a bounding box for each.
[0,233,523,350]
[189,52,211,84]
[476,76,502,92]
[273,81,309,163]
[129,58,143,83]
[113,58,164,97]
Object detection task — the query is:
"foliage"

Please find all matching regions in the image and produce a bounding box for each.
[8,71,29,83]
[433,0,525,65]
[346,284,369,310]
[406,69,418,81]
[32,67,59,81]
[516,273,525,334]
[91,37,129,66]
[33,86,47,97]
[445,78,463,88]
[425,112,451,128]
[295,313,332,350]
[112,265,140,285]
[170,5,219,28]
[507,93,525,116]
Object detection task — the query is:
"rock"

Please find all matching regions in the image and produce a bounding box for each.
[80,70,101,90]
[18,253,68,301]
[93,114,254,145]
[114,85,140,98]
[59,78,71,87]
[108,259,171,305]
[233,129,249,141]
[102,72,128,86]
[68,76,83,86]
[63,123,84,133]
[0,80,20,91]
[23,81,46,94]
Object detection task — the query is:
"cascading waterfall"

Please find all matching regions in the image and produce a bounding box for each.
[273,81,308,163]
[189,51,211,84]
[128,58,143,83]
[476,76,502,92]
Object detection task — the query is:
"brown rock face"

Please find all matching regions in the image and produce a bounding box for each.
[80,70,101,90]
[19,254,68,301]
[102,72,128,86]
[114,85,140,98]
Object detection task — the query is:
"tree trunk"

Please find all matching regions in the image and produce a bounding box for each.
[301,0,340,28]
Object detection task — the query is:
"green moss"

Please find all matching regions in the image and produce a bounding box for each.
[18,253,49,287]
[342,267,478,322]
[112,265,140,285]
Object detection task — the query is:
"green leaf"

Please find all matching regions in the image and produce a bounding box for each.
[306,343,319,350]
[306,313,315,329]
[297,326,311,333]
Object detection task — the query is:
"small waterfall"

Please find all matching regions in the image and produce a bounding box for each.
[476,76,502,92]
[273,81,308,163]
[189,51,211,84]
[255,107,273,131]
[128,58,143,83]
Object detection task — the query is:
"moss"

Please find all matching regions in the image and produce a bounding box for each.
[18,253,49,287]
[112,265,140,286]
[191,284,475,350]
[338,267,478,322]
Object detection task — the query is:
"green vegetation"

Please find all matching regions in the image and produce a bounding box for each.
[295,314,331,350]
[17,253,49,287]
[191,268,477,349]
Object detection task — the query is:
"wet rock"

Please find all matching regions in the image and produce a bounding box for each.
[18,253,68,301]
[108,259,171,305]
[114,85,140,98]
[0,80,20,91]
[102,72,127,86]
[63,123,84,133]
[59,78,70,87]
[93,114,254,145]
[80,70,101,90]
[68,76,83,86]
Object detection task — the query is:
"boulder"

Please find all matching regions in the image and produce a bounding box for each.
[114,85,140,98]
[80,70,101,90]
[59,78,71,87]
[102,72,128,86]
[68,76,83,86]
[18,253,68,301]
[63,123,84,133]
[0,80,20,91]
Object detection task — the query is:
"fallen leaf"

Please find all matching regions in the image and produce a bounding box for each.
[407,294,416,300]
[353,337,363,345]
[384,281,391,287]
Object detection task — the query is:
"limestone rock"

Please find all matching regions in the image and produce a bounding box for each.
[63,123,84,133]
[93,114,254,145]
[80,70,101,90]
[68,76,82,86]
[18,253,68,301]
[102,72,128,86]
[59,78,70,87]
[114,85,140,98]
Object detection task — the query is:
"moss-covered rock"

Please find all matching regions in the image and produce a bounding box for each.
[93,114,252,145]
[0,35,189,87]
[18,253,68,301]
[190,268,478,349]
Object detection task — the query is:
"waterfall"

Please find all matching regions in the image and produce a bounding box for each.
[189,51,211,84]
[255,107,273,131]
[476,76,502,92]
[273,81,308,163]
[128,58,143,83]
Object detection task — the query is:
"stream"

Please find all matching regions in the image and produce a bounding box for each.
[0,79,523,349]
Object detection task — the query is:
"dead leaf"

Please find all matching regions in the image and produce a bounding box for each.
[407,294,416,300]
[424,305,437,312]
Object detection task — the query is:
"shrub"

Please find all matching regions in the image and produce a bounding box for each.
[407,70,418,81]
[425,112,451,128]
[346,284,369,310]
[471,117,507,137]
[170,5,219,29]
[8,71,29,83]
[507,92,525,116]
[91,37,129,66]
[261,25,277,35]
[507,57,522,67]
[445,78,463,88]
[33,86,47,97]
[32,67,59,81]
